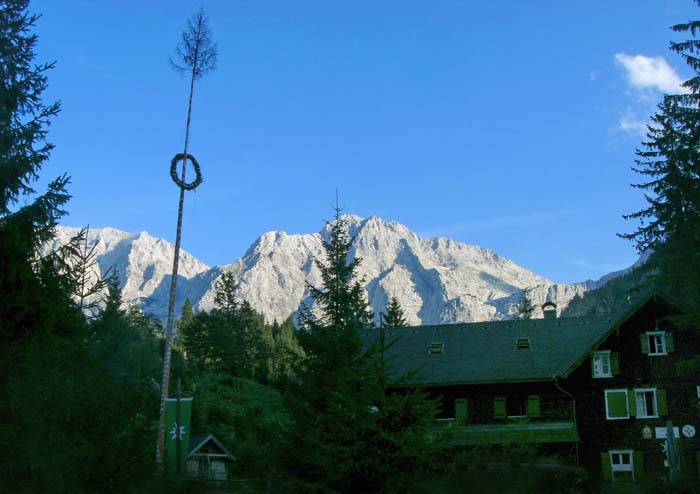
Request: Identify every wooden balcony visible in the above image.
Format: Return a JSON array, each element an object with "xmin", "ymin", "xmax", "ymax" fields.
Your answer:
[{"xmin": 430, "ymin": 420, "xmax": 579, "ymax": 446}]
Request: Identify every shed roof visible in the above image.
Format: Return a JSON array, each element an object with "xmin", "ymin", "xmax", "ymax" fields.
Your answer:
[{"xmin": 188, "ymin": 433, "xmax": 235, "ymax": 460}]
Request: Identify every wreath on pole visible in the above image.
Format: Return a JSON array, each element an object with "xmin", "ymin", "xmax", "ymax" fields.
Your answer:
[{"xmin": 170, "ymin": 153, "xmax": 203, "ymax": 190}]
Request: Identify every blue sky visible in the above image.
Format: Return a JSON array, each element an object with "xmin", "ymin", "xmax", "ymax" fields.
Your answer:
[{"xmin": 31, "ymin": 0, "xmax": 697, "ymax": 283}]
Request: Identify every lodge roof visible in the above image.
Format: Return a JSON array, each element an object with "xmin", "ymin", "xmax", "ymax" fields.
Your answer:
[
  {"xmin": 361, "ymin": 287, "xmax": 684, "ymax": 387},
  {"xmin": 362, "ymin": 315, "xmax": 615, "ymax": 386}
]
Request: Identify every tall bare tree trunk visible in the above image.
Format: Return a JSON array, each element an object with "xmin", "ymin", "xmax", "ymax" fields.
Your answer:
[{"xmin": 156, "ymin": 48, "xmax": 198, "ymax": 468}]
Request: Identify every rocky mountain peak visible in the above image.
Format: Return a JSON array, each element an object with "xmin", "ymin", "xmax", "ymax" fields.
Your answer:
[{"xmin": 50, "ymin": 215, "xmax": 620, "ymax": 325}]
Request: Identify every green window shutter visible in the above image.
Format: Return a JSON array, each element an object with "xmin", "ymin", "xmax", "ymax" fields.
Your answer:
[
  {"xmin": 606, "ymin": 390, "xmax": 629, "ymax": 419},
  {"xmin": 455, "ymin": 398, "xmax": 468, "ymax": 420},
  {"xmin": 657, "ymin": 389, "xmax": 668, "ymax": 416},
  {"xmin": 640, "ymin": 333, "xmax": 650, "ymax": 354},
  {"xmin": 494, "ymin": 396, "xmax": 506, "ymax": 419},
  {"xmin": 628, "ymin": 390, "xmax": 637, "ymax": 417},
  {"xmin": 600, "ymin": 452, "xmax": 612, "ymax": 481},
  {"xmin": 633, "ymin": 451, "xmax": 644, "ymax": 480},
  {"xmin": 591, "ymin": 356, "xmax": 596, "ymax": 377},
  {"xmin": 611, "ymin": 353, "xmax": 620, "ymax": 375},
  {"xmin": 665, "ymin": 333, "xmax": 675, "ymax": 353},
  {"xmin": 527, "ymin": 395, "xmax": 541, "ymax": 418}
]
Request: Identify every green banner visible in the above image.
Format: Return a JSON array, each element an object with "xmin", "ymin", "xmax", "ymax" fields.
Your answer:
[{"xmin": 165, "ymin": 397, "xmax": 193, "ymax": 477}]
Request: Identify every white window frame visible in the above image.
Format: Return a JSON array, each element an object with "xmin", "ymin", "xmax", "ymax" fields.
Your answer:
[
  {"xmin": 609, "ymin": 449, "xmax": 634, "ymax": 482},
  {"xmin": 592, "ymin": 351, "xmax": 612, "ymax": 378},
  {"xmin": 647, "ymin": 331, "xmax": 667, "ymax": 356},
  {"xmin": 605, "ymin": 389, "xmax": 630, "ymax": 420},
  {"xmin": 633, "ymin": 388, "xmax": 658, "ymax": 419}
]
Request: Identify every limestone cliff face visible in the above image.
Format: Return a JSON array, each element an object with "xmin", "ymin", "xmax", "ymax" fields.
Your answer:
[{"xmin": 51, "ymin": 215, "xmax": 620, "ymax": 325}]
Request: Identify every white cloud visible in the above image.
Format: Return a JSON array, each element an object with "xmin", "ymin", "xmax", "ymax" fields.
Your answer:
[
  {"xmin": 612, "ymin": 53, "xmax": 689, "ymax": 137},
  {"xmin": 618, "ymin": 113, "xmax": 648, "ymax": 137},
  {"xmin": 614, "ymin": 53, "xmax": 687, "ymax": 94}
]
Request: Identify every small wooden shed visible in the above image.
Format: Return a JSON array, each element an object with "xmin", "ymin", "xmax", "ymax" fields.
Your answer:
[{"xmin": 187, "ymin": 433, "xmax": 236, "ymax": 483}]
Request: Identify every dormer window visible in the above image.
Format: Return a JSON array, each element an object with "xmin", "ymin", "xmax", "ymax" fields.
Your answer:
[
  {"xmin": 429, "ymin": 342, "xmax": 444, "ymax": 354},
  {"xmin": 516, "ymin": 338, "xmax": 530, "ymax": 349}
]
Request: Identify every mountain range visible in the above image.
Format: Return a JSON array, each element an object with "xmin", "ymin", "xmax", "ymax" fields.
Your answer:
[{"xmin": 47, "ymin": 215, "xmax": 636, "ymax": 326}]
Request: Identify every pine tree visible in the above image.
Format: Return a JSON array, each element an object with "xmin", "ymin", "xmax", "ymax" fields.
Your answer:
[
  {"xmin": 380, "ymin": 295, "xmax": 408, "ymax": 327},
  {"xmin": 271, "ymin": 316, "xmax": 303, "ymax": 381},
  {"xmin": 180, "ymin": 297, "xmax": 195, "ymax": 323},
  {"xmin": 620, "ymin": 6, "xmax": 700, "ymax": 313},
  {"xmin": 180, "ymin": 310, "xmax": 214, "ymax": 371},
  {"xmin": 214, "ymin": 271, "xmax": 238, "ymax": 314},
  {"xmin": 99, "ymin": 270, "xmax": 124, "ymax": 321},
  {"xmin": 0, "ymin": 0, "xmax": 71, "ymax": 355}
]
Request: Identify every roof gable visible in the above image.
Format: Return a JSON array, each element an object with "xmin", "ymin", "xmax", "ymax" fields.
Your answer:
[
  {"xmin": 557, "ymin": 286, "xmax": 688, "ymax": 378},
  {"xmin": 188, "ymin": 433, "xmax": 235, "ymax": 460}
]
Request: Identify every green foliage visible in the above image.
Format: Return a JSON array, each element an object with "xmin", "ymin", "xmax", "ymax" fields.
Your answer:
[
  {"xmin": 271, "ymin": 316, "xmax": 304, "ymax": 379},
  {"xmin": 101, "ymin": 269, "xmax": 124, "ymax": 319},
  {"xmin": 179, "ymin": 278, "xmax": 300, "ymax": 383},
  {"xmin": 189, "ymin": 372, "xmax": 292, "ymax": 478},
  {"xmin": 2, "ymin": 287, "xmax": 166, "ymax": 492},
  {"xmin": 404, "ymin": 462, "xmax": 589, "ymax": 494},
  {"xmin": 179, "ymin": 298, "xmax": 195, "ymax": 326},
  {"xmin": 381, "ymin": 296, "xmax": 408, "ymax": 328}
]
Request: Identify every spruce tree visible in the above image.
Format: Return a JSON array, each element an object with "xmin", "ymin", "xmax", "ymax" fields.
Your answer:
[
  {"xmin": 214, "ymin": 271, "xmax": 238, "ymax": 314},
  {"xmin": 620, "ymin": 5, "xmax": 700, "ymax": 313},
  {"xmin": 180, "ymin": 297, "xmax": 195, "ymax": 323},
  {"xmin": 69, "ymin": 226, "xmax": 112, "ymax": 313},
  {"xmin": 271, "ymin": 316, "xmax": 303, "ymax": 381},
  {"xmin": 0, "ymin": 0, "xmax": 70, "ymax": 355},
  {"xmin": 296, "ymin": 207, "xmax": 373, "ymax": 396},
  {"xmin": 287, "ymin": 209, "xmax": 444, "ymax": 493},
  {"xmin": 380, "ymin": 295, "xmax": 408, "ymax": 327}
]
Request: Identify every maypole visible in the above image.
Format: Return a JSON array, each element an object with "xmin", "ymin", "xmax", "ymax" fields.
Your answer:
[{"xmin": 156, "ymin": 7, "xmax": 217, "ymax": 469}]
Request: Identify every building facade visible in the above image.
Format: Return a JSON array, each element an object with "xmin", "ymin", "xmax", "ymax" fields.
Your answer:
[{"xmin": 364, "ymin": 288, "xmax": 700, "ymax": 482}]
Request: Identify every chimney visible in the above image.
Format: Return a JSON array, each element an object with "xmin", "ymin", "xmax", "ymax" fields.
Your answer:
[{"xmin": 542, "ymin": 301, "xmax": 557, "ymax": 319}]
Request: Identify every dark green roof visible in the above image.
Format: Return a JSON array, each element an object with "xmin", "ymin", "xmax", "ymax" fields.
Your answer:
[{"xmin": 362, "ymin": 316, "xmax": 617, "ymax": 386}]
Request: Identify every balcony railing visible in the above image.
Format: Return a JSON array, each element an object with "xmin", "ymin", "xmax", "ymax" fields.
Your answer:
[{"xmin": 430, "ymin": 420, "xmax": 579, "ymax": 445}]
